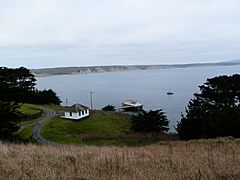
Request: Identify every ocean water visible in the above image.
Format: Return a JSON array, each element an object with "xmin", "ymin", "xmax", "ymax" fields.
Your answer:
[{"xmin": 37, "ymin": 65, "xmax": 240, "ymax": 131}]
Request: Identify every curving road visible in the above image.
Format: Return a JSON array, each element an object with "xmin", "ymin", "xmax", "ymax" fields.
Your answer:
[{"xmin": 33, "ymin": 107, "xmax": 59, "ymax": 145}]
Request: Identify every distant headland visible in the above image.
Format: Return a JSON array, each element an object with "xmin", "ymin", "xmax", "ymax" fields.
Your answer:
[{"xmin": 31, "ymin": 60, "xmax": 240, "ymax": 77}]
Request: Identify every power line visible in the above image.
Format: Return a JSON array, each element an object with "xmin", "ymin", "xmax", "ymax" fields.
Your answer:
[
  {"xmin": 66, "ymin": 98, "xmax": 69, "ymax": 106},
  {"xmin": 90, "ymin": 91, "xmax": 93, "ymax": 110}
]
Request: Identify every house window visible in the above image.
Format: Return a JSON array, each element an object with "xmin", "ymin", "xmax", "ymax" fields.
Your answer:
[
  {"xmin": 79, "ymin": 112, "xmax": 81, "ymax": 116},
  {"xmin": 82, "ymin": 111, "xmax": 84, "ymax": 115},
  {"xmin": 70, "ymin": 112, "xmax": 72, "ymax": 116},
  {"xmin": 85, "ymin": 110, "xmax": 88, "ymax": 114}
]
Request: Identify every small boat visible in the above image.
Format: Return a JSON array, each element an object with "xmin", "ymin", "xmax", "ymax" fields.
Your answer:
[{"xmin": 167, "ymin": 91, "xmax": 174, "ymax": 95}]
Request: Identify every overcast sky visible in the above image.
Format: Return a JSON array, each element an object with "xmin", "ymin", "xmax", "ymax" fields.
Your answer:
[{"xmin": 0, "ymin": 0, "xmax": 240, "ymax": 68}]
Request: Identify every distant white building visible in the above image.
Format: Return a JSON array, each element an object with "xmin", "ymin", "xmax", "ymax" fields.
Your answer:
[{"xmin": 63, "ymin": 104, "xmax": 90, "ymax": 120}]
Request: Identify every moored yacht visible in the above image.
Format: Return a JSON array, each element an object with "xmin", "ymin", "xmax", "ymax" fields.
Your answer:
[{"xmin": 121, "ymin": 100, "xmax": 143, "ymax": 111}]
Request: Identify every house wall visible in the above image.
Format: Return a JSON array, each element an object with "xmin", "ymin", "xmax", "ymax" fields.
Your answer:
[
  {"xmin": 79, "ymin": 109, "xmax": 90, "ymax": 118},
  {"xmin": 64, "ymin": 109, "xmax": 90, "ymax": 120}
]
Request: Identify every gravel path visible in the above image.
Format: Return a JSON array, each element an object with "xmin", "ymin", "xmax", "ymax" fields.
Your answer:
[{"xmin": 32, "ymin": 107, "xmax": 60, "ymax": 145}]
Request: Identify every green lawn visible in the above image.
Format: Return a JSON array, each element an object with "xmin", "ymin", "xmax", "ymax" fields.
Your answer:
[
  {"xmin": 19, "ymin": 103, "xmax": 64, "ymax": 115},
  {"xmin": 41, "ymin": 111, "xmax": 132, "ymax": 144},
  {"xmin": 41, "ymin": 104, "xmax": 65, "ymax": 111},
  {"xmin": 19, "ymin": 128, "xmax": 33, "ymax": 141},
  {"xmin": 18, "ymin": 103, "xmax": 42, "ymax": 116}
]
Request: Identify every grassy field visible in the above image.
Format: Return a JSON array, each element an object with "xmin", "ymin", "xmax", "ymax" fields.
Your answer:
[
  {"xmin": 18, "ymin": 128, "xmax": 33, "ymax": 141},
  {"xmin": 0, "ymin": 139, "xmax": 240, "ymax": 179},
  {"xmin": 19, "ymin": 103, "xmax": 64, "ymax": 114},
  {"xmin": 41, "ymin": 104, "xmax": 65, "ymax": 111},
  {"xmin": 18, "ymin": 103, "xmax": 42, "ymax": 116},
  {"xmin": 41, "ymin": 110, "xmax": 132, "ymax": 144}
]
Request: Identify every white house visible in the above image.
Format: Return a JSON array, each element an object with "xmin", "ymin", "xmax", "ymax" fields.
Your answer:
[{"xmin": 63, "ymin": 104, "xmax": 90, "ymax": 120}]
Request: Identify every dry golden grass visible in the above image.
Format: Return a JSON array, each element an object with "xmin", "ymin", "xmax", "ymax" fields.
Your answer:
[{"xmin": 0, "ymin": 139, "xmax": 240, "ymax": 180}]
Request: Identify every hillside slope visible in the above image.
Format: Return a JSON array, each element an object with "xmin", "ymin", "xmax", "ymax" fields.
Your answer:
[{"xmin": 41, "ymin": 110, "xmax": 132, "ymax": 144}]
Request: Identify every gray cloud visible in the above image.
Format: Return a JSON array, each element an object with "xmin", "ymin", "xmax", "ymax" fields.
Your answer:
[{"xmin": 0, "ymin": 0, "xmax": 240, "ymax": 68}]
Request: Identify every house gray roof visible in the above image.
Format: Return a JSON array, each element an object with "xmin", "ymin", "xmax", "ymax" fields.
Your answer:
[{"xmin": 65, "ymin": 104, "xmax": 89, "ymax": 112}]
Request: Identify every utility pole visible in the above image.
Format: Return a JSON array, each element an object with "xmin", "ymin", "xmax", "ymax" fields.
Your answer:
[
  {"xmin": 90, "ymin": 91, "xmax": 93, "ymax": 110},
  {"xmin": 66, "ymin": 98, "xmax": 69, "ymax": 106}
]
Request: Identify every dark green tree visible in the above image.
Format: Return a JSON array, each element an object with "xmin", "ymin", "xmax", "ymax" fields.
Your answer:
[
  {"xmin": 29, "ymin": 89, "xmax": 62, "ymax": 105},
  {"xmin": 176, "ymin": 74, "xmax": 240, "ymax": 140},
  {"xmin": 0, "ymin": 67, "xmax": 36, "ymax": 102},
  {"xmin": 102, "ymin": 104, "xmax": 116, "ymax": 111},
  {"xmin": 0, "ymin": 101, "xmax": 23, "ymax": 140},
  {"xmin": 132, "ymin": 109, "xmax": 169, "ymax": 132},
  {"xmin": 0, "ymin": 67, "xmax": 61, "ymax": 105}
]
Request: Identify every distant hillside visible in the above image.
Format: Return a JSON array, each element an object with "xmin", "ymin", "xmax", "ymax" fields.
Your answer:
[
  {"xmin": 226, "ymin": 59, "xmax": 240, "ymax": 63},
  {"xmin": 31, "ymin": 60, "xmax": 240, "ymax": 77}
]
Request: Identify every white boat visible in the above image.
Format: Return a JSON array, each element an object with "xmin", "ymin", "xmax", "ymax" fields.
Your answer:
[{"xmin": 122, "ymin": 100, "xmax": 143, "ymax": 111}]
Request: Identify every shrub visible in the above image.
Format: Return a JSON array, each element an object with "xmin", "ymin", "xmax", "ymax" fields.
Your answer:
[
  {"xmin": 102, "ymin": 104, "xmax": 116, "ymax": 111},
  {"xmin": 132, "ymin": 109, "xmax": 169, "ymax": 132}
]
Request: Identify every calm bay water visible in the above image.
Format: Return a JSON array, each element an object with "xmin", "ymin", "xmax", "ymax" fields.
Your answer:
[{"xmin": 37, "ymin": 65, "xmax": 240, "ymax": 131}]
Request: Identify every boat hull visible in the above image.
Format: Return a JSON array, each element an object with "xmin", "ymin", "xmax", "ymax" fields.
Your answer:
[{"xmin": 121, "ymin": 103, "xmax": 143, "ymax": 112}]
